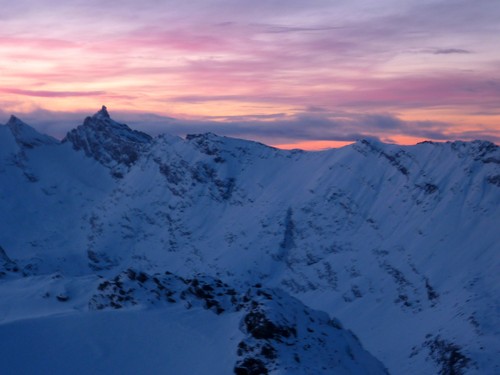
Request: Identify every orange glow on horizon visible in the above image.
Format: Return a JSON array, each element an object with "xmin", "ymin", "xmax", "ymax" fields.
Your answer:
[{"xmin": 272, "ymin": 140, "xmax": 354, "ymax": 151}]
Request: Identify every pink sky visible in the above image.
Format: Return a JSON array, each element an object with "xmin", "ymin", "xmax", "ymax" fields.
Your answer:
[{"xmin": 0, "ymin": 0, "xmax": 499, "ymax": 148}]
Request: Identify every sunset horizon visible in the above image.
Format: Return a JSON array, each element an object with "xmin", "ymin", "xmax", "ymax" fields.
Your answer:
[
  {"xmin": 1, "ymin": 2, "xmax": 499, "ymax": 373},
  {"xmin": 1, "ymin": 0, "xmax": 499, "ymax": 149},
  {"xmin": 4, "ymin": 104, "xmax": 498, "ymax": 151}
]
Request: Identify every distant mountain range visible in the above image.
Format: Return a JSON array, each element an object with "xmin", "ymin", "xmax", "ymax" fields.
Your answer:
[{"xmin": 1, "ymin": 106, "xmax": 498, "ymax": 374}]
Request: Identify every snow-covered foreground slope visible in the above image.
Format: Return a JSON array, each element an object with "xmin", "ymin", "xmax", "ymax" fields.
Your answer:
[
  {"xmin": 0, "ymin": 309, "xmax": 239, "ymax": 375},
  {"xmin": 1, "ymin": 107, "xmax": 499, "ymax": 374},
  {"xmin": 0, "ymin": 270, "xmax": 387, "ymax": 375}
]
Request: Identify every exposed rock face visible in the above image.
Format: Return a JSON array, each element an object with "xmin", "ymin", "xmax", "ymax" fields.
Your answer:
[
  {"xmin": 63, "ymin": 106, "xmax": 152, "ymax": 176},
  {"xmin": 0, "ymin": 246, "xmax": 19, "ymax": 277},
  {"xmin": 89, "ymin": 269, "xmax": 389, "ymax": 374}
]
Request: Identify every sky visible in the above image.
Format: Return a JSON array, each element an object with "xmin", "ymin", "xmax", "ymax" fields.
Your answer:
[{"xmin": 0, "ymin": 0, "xmax": 499, "ymax": 149}]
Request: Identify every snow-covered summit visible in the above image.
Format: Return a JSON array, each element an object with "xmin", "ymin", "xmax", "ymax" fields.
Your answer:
[
  {"xmin": 4, "ymin": 115, "xmax": 57, "ymax": 148},
  {"xmin": 63, "ymin": 106, "xmax": 152, "ymax": 176}
]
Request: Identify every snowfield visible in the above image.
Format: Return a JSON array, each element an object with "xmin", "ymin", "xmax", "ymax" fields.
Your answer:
[{"xmin": 0, "ymin": 107, "xmax": 498, "ymax": 374}]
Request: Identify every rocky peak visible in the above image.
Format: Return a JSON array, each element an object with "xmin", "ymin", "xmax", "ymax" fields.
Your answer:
[
  {"xmin": 5, "ymin": 115, "xmax": 57, "ymax": 148},
  {"xmin": 6, "ymin": 115, "xmax": 22, "ymax": 126},
  {"xmin": 93, "ymin": 105, "xmax": 110, "ymax": 120},
  {"xmin": 63, "ymin": 106, "xmax": 153, "ymax": 176}
]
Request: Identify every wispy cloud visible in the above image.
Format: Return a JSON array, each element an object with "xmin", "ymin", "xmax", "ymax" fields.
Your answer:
[
  {"xmin": 252, "ymin": 23, "xmax": 343, "ymax": 34},
  {"xmin": 433, "ymin": 48, "xmax": 471, "ymax": 55},
  {"xmin": 0, "ymin": 0, "xmax": 499, "ymax": 145},
  {"xmin": 0, "ymin": 88, "xmax": 106, "ymax": 98}
]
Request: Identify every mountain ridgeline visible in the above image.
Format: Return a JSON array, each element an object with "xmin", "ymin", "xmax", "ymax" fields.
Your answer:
[{"xmin": 0, "ymin": 107, "xmax": 498, "ymax": 374}]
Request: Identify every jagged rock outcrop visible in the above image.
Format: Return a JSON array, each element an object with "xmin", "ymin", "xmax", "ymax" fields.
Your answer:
[
  {"xmin": 0, "ymin": 246, "xmax": 19, "ymax": 277},
  {"xmin": 63, "ymin": 106, "xmax": 152, "ymax": 176},
  {"xmin": 89, "ymin": 269, "xmax": 388, "ymax": 374}
]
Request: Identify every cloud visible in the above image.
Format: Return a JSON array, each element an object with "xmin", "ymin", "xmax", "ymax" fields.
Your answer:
[
  {"xmin": 0, "ymin": 0, "xmax": 499, "ymax": 145},
  {"xmin": 3, "ymin": 107, "xmax": 497, "ymax": 147},
  {"xmin": 0, "ymin": 88, "xmax": 106, "ymax": 98},
  {"xmin": 0, "ymin": 36, "xmax": 77, "ymax": 49},
  {"xmin": 162, "ymin": 72, "xmax": 500, "ymax": 114},
  {"xmin": 433, "ymin": 48, "xmax": 471, "ymax": 55},
  {"xmin": 252, "ymin": 23, "xmax": 343, "ymax": 34}
]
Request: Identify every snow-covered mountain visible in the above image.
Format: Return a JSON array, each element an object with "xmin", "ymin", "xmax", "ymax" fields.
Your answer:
[
  {"xmin": 1, "ymin": 107, "xmax": 498, "ymax": 374},
  {"xmin": 63, "ymin": 106, "xmax": 152, "ymax": 177}
]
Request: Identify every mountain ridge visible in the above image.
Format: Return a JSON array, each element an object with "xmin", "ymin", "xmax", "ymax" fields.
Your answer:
[
  {"xmin": 62, "ymin": 106, "xmax": 153, "ymax": 176},
  {"xmin": 0, "ymin": 107, "xmax": 498, "ymax": 374}
]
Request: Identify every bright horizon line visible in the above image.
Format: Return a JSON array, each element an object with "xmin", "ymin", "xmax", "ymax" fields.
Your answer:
[{"xmin": 2, "ymin": 105, "xmax": 497, "ymax": 151}]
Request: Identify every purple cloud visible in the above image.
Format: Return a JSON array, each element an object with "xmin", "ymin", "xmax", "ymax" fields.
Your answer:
[
  {"xmin": 1, "ymin": 88, "xmax": 106, "ymax": 98},
  {"xmin": 433, "ymin": 48, "xmax": 471, "ymax": 55},
  {"xmin": 2, "ymin": 108, "xmax": 498, "ymax": 147},
  {"xmin": 0, "ymin": 0, "xmax": 499, "ymax": 146}
]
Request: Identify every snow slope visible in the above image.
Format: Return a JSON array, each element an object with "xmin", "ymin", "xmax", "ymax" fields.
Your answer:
[
  {"xmin": 0, "ymin": 107, "xmax": 498, "ymax": 374},
  {"xmin": 0, "ymin": 269, "xmax": 387, "ymax": 375},
  {"xmin": 0, "ymin": 309, "xmax": 240, "ymax": 375}
]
